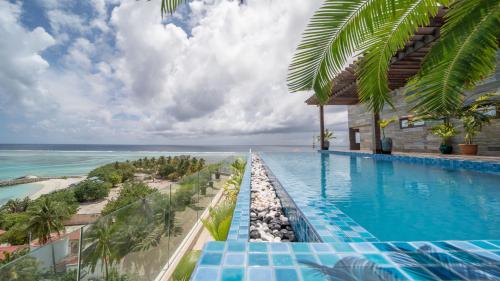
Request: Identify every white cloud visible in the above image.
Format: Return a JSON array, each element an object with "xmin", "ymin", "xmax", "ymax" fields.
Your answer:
[
  {"xmin": 0, "ymin": 1, "xmax": 55, "ymax": 114},
  {"xmin": 0, "ymin": 0, "xmax": 349, "ymax": 145}
]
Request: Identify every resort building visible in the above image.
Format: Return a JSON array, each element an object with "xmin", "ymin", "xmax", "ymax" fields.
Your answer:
[{"xmin": 307, "ymin": 11, "xmax": 500, "ymax": 156}]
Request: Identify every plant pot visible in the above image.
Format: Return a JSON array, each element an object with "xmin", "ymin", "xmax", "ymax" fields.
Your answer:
[
  {"xmin": 439, "ymin": 144, "xmax": 453, "ymax": 154},
  {"xmin": 459, "ymin": 144, "xmax": 478, "ymax": 155},
  {"xmin": 322, "ymin": 140, "xmax": 330, "ymax": 150},
  {"xmin": 381, "ymin": 137, "xmax": 393, "ymax": 154},
  {"xmin": 214, "ymin": 172, "xmax": 220, "ymax": 180}
]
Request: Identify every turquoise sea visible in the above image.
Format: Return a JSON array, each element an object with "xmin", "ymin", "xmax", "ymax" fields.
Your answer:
[{"xmin": 0, "ymin": 144, "xmax": 311, "ymax": 205}]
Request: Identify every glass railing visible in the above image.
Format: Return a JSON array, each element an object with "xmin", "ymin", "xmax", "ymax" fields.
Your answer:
[{"xmin": 0, "ymin": 154, "xmax": 245, "ymax": 281}]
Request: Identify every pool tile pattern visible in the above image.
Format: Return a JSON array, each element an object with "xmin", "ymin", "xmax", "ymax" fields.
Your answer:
[
  {"xmin": 263, "ymin": 164, "xmax": 322, "ymax": 242},
  {"xmin": 192, "ymin": 241, "xmax": 500, "ymax": 281},
  {"xmin": 261, "ymin": 153, "xmax": 378, "ymax": 243},
  {"xmin": 193, "ymin": 152, "xmax": 500, "ymax": 280},
  {"xmin": 326, "ymin": 150, "xmax": 500, "ymax": 174},
  {"xmin": 227, "ymin": 153, "xmax": 252, "ymax": 241}
]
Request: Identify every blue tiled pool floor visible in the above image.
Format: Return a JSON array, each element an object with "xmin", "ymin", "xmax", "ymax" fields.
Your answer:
[
  {"xmin": 262, "ymin": 153, "xmax": 378, "ymax": 243},
  {"xmin": 261, "ymin": 152, "xmax": 500, "ymax": 241},
  {"xmin": 192, "ymin": 241, "xmax": 500, "ymax": 281}
]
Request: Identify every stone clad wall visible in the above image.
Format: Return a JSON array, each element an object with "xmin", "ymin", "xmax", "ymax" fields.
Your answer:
[
  {"xmin": 347, "ymin": 87, "xmax": 500, "ymax": 156},
  {"xmin": 347, "ymin": 104, "xmax": 373, "ymax": 151}
]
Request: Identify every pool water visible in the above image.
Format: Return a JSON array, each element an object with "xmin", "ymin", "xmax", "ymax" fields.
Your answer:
[{"xmin": 262, "ymin": 152, "xmax": 500, "ymax": 242}]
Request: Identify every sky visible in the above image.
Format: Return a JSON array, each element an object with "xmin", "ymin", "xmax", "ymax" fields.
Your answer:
[{"xmin": 0, "ymin": 0, "xmax": 349, "ymax": 146}]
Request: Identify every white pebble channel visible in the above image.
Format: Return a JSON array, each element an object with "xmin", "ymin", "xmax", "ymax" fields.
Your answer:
[{"xmin": 249, "ymin": 154, "xmax": 296, "ymax": 242}]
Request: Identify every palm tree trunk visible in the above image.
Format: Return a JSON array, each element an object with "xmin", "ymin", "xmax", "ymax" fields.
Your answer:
[
  {"xmin": 51, "ymin": 240, "xmax": 57, "ymax": 273},
  {"xmin": 104, "ymin": 256, "xmax": 109, "ymax": 280}
]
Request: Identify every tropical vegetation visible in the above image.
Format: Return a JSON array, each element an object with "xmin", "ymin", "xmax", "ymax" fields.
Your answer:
[
  {"xmin": 101, "ymin": 182, "xmax": 156, "ymax": 215},
  {"xmin": 379, "ymin": 117, "xmax": 397, "ymax": 139},
  {"xmin": 431, "ymin": 123, "xmax": 458, "ymax": 145},
  {"xmin": 172, "ymin": 250, "xmax": 201, "ymax": 281},
  {"xmin": 286, "ymin": 0, "xmax": 499, "ymax": 115},
  {"xmin": 201, "ymin": 202, "xmax": 236, "ymax": 241},
  {"xmin": 74, "ymin": 179, "xmax": 112, "ymax": 202},
  {"xmin": 222, "ymin": 158, "xmax": 246, "ymax": 203}
]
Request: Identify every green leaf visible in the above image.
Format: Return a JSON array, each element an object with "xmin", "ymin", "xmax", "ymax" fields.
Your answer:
[
  {"xmin": 161, "ymin": 0, "xmax": 189, "ymax": 16},
  {"xmin": 173, "ymin": 250, "xmax": 201, "ymax": 281},
  {"xmin": 217, "ymin": 216, "xmax": 232, "ymax": 241},
  {"xmin": 287, "ymin": 0, "xmax": 399, "ymax": 103},
  {"xmin": 357, "ymin": 0, "xmax": 444, "ymax": 112},
  {"xmin": 407, "ymin": 0, "xmax": 500, "ymax": 115}
]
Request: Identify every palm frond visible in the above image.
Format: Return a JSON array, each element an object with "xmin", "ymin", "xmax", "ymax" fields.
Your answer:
[
  {"xmin": 407, "ymin": 0, "xmax": 500, "ymax": 115},
  {"xmin": 287, "ymin": 0, "xmax": 398, "ymax": 104},
  {"xmin": 173, "ymin": 250, "xmax": 201, "ymax": 281},
  {"xmin": 357, "ymin": 0, "xmax": 445, "ymax": 112},
  {"xmin": 161, "ymin": 0, "xmax": 189, "ymax": 16},
  {"xmin": 201, "ymin": 203, "xmax": 235, "ymax": 241}
]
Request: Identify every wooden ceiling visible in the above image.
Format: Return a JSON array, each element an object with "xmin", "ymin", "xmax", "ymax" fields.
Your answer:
[{"xmin": 306, "ymin": 9, "xmax": 445, "ymax": 106}]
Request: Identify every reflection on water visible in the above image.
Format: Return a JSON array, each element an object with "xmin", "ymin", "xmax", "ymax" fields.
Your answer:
[{"xmin": 262, "ymin": 152, "xmax": 500, "ymax": 241}]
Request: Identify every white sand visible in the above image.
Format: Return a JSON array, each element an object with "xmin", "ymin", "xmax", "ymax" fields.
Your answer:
[
  {"xmin": 29, "ymin": 177, "xmax": 85, "ymax": 200},
  {"xmin": 77, "ymin": 187, "xmax": 121, "ymax": 214},
  {"xmin": 147, "ymin": 179, "xmax": 175, "ymax": 193}
]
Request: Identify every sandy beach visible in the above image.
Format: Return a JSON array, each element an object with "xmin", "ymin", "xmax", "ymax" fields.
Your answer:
[
  {"xmin": 29, "ymin": 177, "xmax": 85, "ymax": 200},
  {"xmin": 147, "ymin": 179, "xmax": 176, "ymax": 194}
]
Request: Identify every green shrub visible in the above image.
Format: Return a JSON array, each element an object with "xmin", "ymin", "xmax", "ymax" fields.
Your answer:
[
  {"xmin": 102, "ymin": 182, "xmax": 156, "ymax": 215},
  {"xmin": 0, "ymin": 213, "xmax": 30, "ymax": 245},
  {"xmin": 108, "ymin": 172, "xmax": 122, "ymax": 187},
  {"xmin": 39, "ymin": 189, "xmax": 79, "ymax": 214},
  {"xmin": 159, "ymin": 164, "xmax": 176, "ymax": 179},
  {"xmin": 89, "ymin": 162, "xmax": 134, "ymax": 183},
  {"xmin": 73, "ymin": 179, "xmax": 111, "ymax": 202},
  {"xmin": 173, "ymin": 185, "xmax": 195, "ymax": 211},
  {"xmin": 173, "ymin": 251, "xmax": 201, "ymax": 281}
]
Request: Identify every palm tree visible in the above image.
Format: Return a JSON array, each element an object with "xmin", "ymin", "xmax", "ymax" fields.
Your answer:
[
  {"xmin": 287, "ymin": 0, "xmax": 498, "ymax": 113},
  {"xmin": 2, "ymin": 197, "xmax": 31, "ymax": 213},
  {"xmin": 26, "ymin": 197, "xmax": 71, "ymax": 273},
  {"xmin": 406, "ymin": 0, "xmax": 500, "ymax": 115},
  {"xmin": 81, "ymin": 220, "xmax": 118, "ymax": 281},
  {"xmin": 27, "ymin": 197, "xmax": 71, "ymax": 245}
]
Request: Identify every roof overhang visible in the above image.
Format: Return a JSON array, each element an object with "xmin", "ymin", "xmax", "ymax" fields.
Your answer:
[{"xmin": 306, "ymin": 9, "xmax": 445, "ymax": 106}]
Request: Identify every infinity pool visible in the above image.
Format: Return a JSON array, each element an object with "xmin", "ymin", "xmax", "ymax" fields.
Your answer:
[{"xmin": 262, "ymin": 152, "xmax": 500, "ymax": 242}]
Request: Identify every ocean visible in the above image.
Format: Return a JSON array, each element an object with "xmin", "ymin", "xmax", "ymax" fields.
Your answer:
[{"xmin": 0, "ymin": 144, "xmax": 312, "ymax": 205}]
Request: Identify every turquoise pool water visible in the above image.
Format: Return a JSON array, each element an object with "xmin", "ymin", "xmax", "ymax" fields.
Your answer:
[{"xmin": 262, "ymin": 152, "xmax": 500, "ymax": 242}]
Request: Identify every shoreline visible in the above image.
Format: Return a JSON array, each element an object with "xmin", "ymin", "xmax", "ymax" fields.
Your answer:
[
  {"xmin": 29, "ymin": 177, "xmax": 85, "ymax": 200},
  {"xmin": 0, "ymin": 175, "xmax": 83, "ymax": 188}
]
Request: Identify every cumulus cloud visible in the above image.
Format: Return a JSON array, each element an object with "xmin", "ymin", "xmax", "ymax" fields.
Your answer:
[
  {"xmin": 0, "ymin": 1, "xmax": 55, "ymax": 114},
  {"xmin": 0, "ymin": 0, "xmax": 348, "ymax": 145}
]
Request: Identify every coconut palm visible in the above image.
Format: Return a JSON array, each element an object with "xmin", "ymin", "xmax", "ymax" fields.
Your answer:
[
  {"xmin": 81, "ymin": 220, "xmax": 118, "ymax": 281},
  {"xmin": 26, "ymin": 197, "xmax": 72, "ymax": 273},
  {"xmin": 27, "ymin": 197, "xmax": 71, "ymax": 245},
  {"xmin": 287, "ymin": 0, "xmax": 498, "ymax": 113},
  {"xmin": 407, "ymin": 0, "xmax": 500, "ymax": 115},
  {"xmin": 1, "ymin": 197, "xmax": 31, "ymax": 213}
]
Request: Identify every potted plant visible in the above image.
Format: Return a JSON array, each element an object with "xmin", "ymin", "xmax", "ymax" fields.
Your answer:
[
  {"xmin": 430, "ymin": 123, "xmax": 457, "ymax": 154},
  {"xmin": 378, "ymin": 117, "xmax": 397, "ymax": 154},
  {"xmin": 459, "ymin": 115, "xmax": 490, "ymax": 155},
  {"xmin": 457, "ymin": 94, "xmax": 495, "ymax": 155},
  {"xmin": 317, "ymin": 129, "xmax": 335, "ymax": 150}
]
